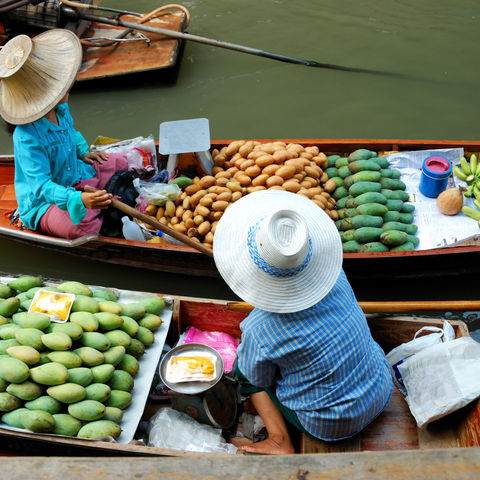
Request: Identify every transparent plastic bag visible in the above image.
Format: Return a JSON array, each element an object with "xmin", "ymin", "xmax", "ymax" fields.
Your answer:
[
  {"xmin": 91, "ymin": 135, "xmax": 158, "ymax": 171},
  {"xmin": 386, "ymin": 321, "xmax": 455, "ymax": 395},
  {"xmin": 398, "ymin": 337, "xmax": 480, "ymax": 428},
  {"xmin": 133, "ymin": 178, "xmax": 180, "ymax": 206},
  {"xmin": 147, "ymin": 407, "xmax": 237, "ymax": 454}
]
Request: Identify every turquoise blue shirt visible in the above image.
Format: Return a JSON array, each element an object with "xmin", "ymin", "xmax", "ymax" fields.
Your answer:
[
  {"xmin": 237, "ymin": 269, "xmax": 393, "ymax": 441},
  {"xmin": 13, "ymin": 103, "xmax": 95, "ymax": 230}
]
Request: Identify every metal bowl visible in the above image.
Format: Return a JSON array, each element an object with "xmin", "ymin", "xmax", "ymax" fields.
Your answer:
[{"xmin": 159, "ymin": 342, "xmax": 224, "ymax": 394}]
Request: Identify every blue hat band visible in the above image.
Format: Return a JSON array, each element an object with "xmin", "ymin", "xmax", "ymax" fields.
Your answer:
[{"xmin": 247, "ymin": 219, "xmax": 312, "ymax": 278}]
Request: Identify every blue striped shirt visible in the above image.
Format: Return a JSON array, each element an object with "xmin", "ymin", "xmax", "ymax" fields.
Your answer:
[
  {"xmin": 237, "ymin": 269, "xmax": 393, "ymax": 441},
  {"xmin": 13, "ymin": 103, "xmax": 95, "ymax": 230}
]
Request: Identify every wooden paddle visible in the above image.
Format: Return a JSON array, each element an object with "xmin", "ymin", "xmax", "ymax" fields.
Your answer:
[
  {"xmin": 64, "ymin": 8, "xmax": 410, "ymax": 79},
  {"xmin": 227, "ymin": 300, "xmax": 480, "ymax": 313},
  {"xmin": 84, "ymin": 186, "xmax": 214, "ymax": 257}
]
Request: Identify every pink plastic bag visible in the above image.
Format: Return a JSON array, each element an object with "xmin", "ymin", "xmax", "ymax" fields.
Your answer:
[{"xmin": 182, "ymin": 326, "xmax": 239, "ymax": 373}]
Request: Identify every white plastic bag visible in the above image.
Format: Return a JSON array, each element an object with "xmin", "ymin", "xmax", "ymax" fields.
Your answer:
[
  {"xmin": 133, "ymin": 178, "xmax": 180, "ymax": 206},
  {"xmin": 387, "ymin": 321, "xmax": 455, "ymax": 394},
  {"xmin": 398, "ymin": 337, "xmax": 480, "ymax": 428},
  {"xmin": 147, "ymin": 407, "xmax": 237, "ymax": 454}
]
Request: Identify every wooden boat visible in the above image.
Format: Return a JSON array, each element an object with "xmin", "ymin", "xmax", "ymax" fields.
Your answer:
[
  {"xmin": 0, "ymin": 1, "xmax": 188, "ymax": 82},
  {"xmin": 1, "ymin": 139, "xmax": 480, "ymax": 295},
  {"xmin": 0, "ymin": 288, "xmax": 479, "ymax": 463}
]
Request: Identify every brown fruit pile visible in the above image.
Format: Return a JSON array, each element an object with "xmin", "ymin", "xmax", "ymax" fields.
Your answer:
[{"xmin": 143, "ymin": 140, "xmax": 338, "ymax": 247}]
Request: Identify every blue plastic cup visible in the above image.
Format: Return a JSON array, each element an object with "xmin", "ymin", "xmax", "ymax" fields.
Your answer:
[{"xmin": 419, "ymin": 156, "xmax": 452, "ymax": 198}]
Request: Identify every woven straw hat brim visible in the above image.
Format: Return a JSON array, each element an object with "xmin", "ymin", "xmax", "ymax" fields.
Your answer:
[
  {"xmin": 0, "ymin": 29, "xmax": 82, "ymax": 125},
  {"xmin": 213, "ymin": 190, "xmax": 343, "ymax": 313}
]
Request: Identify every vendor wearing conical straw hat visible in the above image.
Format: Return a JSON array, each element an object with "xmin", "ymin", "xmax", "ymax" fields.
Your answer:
[
  {"xmin": 0, "ymin": 29, "xmax": 128, "ymax": 238},
  {"xmin": 213, "ymin": 190, "xmax": 394, "ymax": 454}
]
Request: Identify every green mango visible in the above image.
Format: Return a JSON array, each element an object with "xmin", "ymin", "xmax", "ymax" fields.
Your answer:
[
  {"xmin": 68, "ymin": 399, "xmax": 105, "ymax": 421},
  {"xmin": 17, "ymin": 312, "xmax": 51, "ymax": 330},
  {"xmin": 90, "ymin": 364, "xmax": 115, "ymax": 383},
  {"xmin": 6, "ymin": 380, "xmax": 42, "ymax": 401},
  {"xmin": 80, "ymin": 331, "xmax": 111, "ymax": 351},
  {"xmin": 85, "ymin": 383, "xmax": 111, "ymax": 403},
  {"xmin": 106, "ymin": 390, "xmax": 132, "ymax": 410},
  {"xmin": 15, "ymin": 292, "xmax": 31, "ymax": 303},
  {"xmin": 119, "ymin": 303, "xmax": 146, "ymax": 321},
  {"xmin": 92, "ymin": 288, "xmax": 118, "ymax": 302},
  {"xmin": 0, "ymin": 392, "xmax": 22, "ymax": 411},
  {"xmin": 105, "ymin": 330, "xmax": 131, "ymax": 348},
  {"xmin": 108, "ymin": 370, "xmax": 133, "ymax": 392},
  {"xmin": 126, "ymin": 339, "xmax": 145, "ymax": 358},
  {"xmin": 138, "ymin": 313, "xmax": 162, "ymax": 332},
  {"xmin": 71, "ymin": 295, "xmax": 99, "ymax": 314},
  {"xmin": 93, "ymin": 312, "xmax": 124, "ymax": 331},
  {"xmin": 120, "ymin": 316, "xmax": 139, "ymax": 337},
  {"xmin": 0, "ymin": 356, "xmax": 29, "ymax": 383},
  {"xmin": 7, "ymin": 275, "xmax": 42, "ymax": 293},
  {"xmin": 2, "ymin": 407, "xmax": 29, "ymax": 428},
  {"xmin": 0, "ymin": 315, "xmax": 8, "ymax": 326},
  {"xmin": 50, "ymin": 322, "xmax": 83, "ymax": 341},
  {"xmin": 25, "ymin": 395, "xmax": 62, "ymax": 414},
  {"xmin": 11, "ymin": 311, "xmax": 27, "ymax": 324},
  {"xmin": 52, "ymin": 413, "xmax": 83, "ymax": 436},
  {"xmin": 103, "ymin": 346, "xmax": 125, "ymax": 366},
  {"xmin": 70, "ymin": 311, "xmax": 98, "ymax": 332},
  {"xmin": 47, "ymin": 383, "xmax": 87, "ymax": 404},
  {"xmin": 77, "ymin": 419, "xmax": 122, "ymax": 440},
  {"xmin": 15, "ymin": 327, "xmax": 44, "ymax": 351},
  {"xmin": 136, "ymin": 326, "xmax": 154, "ymax": 346},
  {"xmin": 74, "ymin": 347, "xmax": 105, "ymax": 367},
  {"xmin": 57, "ymin": 281, "xmax": 92, "ymax": 297},
  {"xmin": 47, "ymin": 351, "xmax": 82, "ymax": 369},
  {"xmin": 0, "ymin": 297, "xmax": 20, "ymax": 317},
  {"xmin": 102, "ymin": 406, "xmax": 123, "ymax": 424},
  {"xmin": 20, "ymin": 299, "xmax": 32, "ymax": 311},
  {"xmin": 0, "ymin": 377, "xmax": 8, "ymax": 392},
  {"xmin": 98, "ymin": 301, "xmax": 122, "ymax": 316},
  {"xmin": 116, "ymin": 353, "xmax": 139, "ymax": 377},
  {"xmin": 0, "ymin": 339, "xmax": 20, "ymax": 355},
  {"xmin": 22, "ymin": 409, "xmax": 55, "ymax": 432},
  {"xmin": 67, "ymin": 367, "xmax": 93, "ymax": 387},
  {"xmin": 41, "ymin": 332, "xmax": 72, "ymax": 351},
  {"xmin": 30, "ymin": 362, "xmax": 68, "ymax": 386},
  {"xmin": 37, "ymin": 352, "xmax": 52, "ymax": 365},
  {"xmin": 138, "ymin": 296, "xmax": 165, "ymax": 315},
  {"xmin": 0, "ymin": 323, "xmax": 21, "ymax": 340},
  {"xmin": 6, "ymin": 345, "xmax": 41, "ymax": 365},
  {"xmin": 0, "ymin": 284, "xmax": 13, "ymax": 299}
]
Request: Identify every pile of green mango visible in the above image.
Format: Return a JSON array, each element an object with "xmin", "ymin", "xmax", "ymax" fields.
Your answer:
[
  {"xmin": 0, "ymin": 275, "xmax": 166, "ymax": 440},
  {"xmin": 326, "ymin": 149, "xmax": 419, "ymax": 253}
]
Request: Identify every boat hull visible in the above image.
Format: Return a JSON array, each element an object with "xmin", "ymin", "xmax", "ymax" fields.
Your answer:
[{"xmin": 1, "ymin": 138, "xmax": 480, "ymax": 296}]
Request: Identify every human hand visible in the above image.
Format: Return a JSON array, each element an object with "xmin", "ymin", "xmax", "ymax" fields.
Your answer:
[
  {"xmin": 83, "ymin": 150, "xmax": 109, "ymax": 165},
  {"xmin": 81, "ymin": 190, "xmax": 112, "ymax": 209}
]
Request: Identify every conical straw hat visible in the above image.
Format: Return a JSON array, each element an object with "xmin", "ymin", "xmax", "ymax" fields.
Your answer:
[{"xmin": 0, "ymin": 29, "xmax": 82, "ymax": 125}]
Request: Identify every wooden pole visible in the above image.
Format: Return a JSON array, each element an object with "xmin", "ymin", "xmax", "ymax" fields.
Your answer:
[{"xmin": 227, "ymin": 300, "xmax": 480, "ymax": 313}]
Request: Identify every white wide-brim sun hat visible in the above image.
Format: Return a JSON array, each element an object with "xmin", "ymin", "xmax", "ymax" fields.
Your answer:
[
  {"xmin": 213, "ymin": 190, "xmax": 343, "ymax": 313},
  {"xmin": 0, "ymin": 29, "xmax": 82, "ymax": 125}
]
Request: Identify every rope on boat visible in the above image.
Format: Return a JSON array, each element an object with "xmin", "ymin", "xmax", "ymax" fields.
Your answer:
[{"xmin": 57, "ymin": 1, "xmax": 191, "ymax": 48}]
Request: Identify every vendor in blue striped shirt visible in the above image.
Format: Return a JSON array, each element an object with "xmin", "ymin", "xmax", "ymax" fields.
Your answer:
[{"xmin": 213, "ymin": 190, "xmax": 393, "ymax": 455}]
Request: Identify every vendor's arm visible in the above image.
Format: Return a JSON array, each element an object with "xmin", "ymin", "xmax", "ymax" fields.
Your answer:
[
  {"xmin": 237, "ymin": 331, "xmax": 277, "ymax": 388},
  {"xmin": 15, "ymin": 135, "xmax": 88, "ymax": 225}
]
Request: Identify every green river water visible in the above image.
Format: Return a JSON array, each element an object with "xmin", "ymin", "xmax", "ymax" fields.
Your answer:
[{"xmin": 0, "ymin": 0, "xmax": 479, "ymax": 334}]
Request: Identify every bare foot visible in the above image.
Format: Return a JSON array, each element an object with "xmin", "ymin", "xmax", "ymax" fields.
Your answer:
[
  {"xmin": 229, "ymin": 437, "xmax": 254, "ymax": 449},
  {"xmin": 238, "ymin": 435, "xmax": 295, "ymax": 455}
]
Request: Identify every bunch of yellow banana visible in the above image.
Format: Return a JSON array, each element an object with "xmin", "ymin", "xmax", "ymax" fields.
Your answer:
[{"xmin": 453, "ymin": 153, "xmax": 480, "ymax": 210}]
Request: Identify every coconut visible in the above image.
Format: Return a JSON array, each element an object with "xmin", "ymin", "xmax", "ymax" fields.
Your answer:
[{"xmin": 436, "ymin": 188, "xmax": 464, "ymax": 215}]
